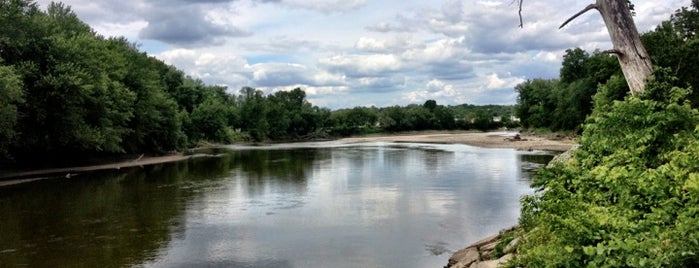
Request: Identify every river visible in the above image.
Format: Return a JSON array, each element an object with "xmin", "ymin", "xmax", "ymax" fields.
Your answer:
[{"xmin": 0, "ymin": 142, "xmax": 552, "ymax": 267}]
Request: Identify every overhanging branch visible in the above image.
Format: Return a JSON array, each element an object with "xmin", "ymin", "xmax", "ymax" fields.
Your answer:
[
  {"xmin": 559, "ymin": 4, "xmax": 598, "ymax": 29},
  {"xmin": 601, "ymin": 49, "xmax": 623, "ymax": 56},
  {"xmin": 518, "ymin": 0, "xmax": 524, "ymax": 28}
]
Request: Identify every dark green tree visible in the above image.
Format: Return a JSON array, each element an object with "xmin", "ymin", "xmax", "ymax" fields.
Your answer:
[
  {"xmin": 0, "ymin": 63, "xmax": 24, "ymax": 157},
  {"xmin": 191, "ymin": 97, "xmax": 233, "ymax": 143},
  {"xmin": 643, "ymin": 0, "xmax": 699, "ymax": 105},
  {"xmin": 423, "ymin": 99, "xmax": 437, "ymax": 111},
  {"xmin": 238, "ymin": 87, "xmax": 269, "ymax": 141},
  {"xmin": 515, "ymin": 79, "xmax": 559, "ymax": 129}
]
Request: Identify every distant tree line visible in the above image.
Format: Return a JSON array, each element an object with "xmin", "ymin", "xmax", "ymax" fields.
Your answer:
[
  {"xmin": 515, "ymin": 1, "xmax": 699, "ymax": 132},
  {"xmin": 0, "ymin": 1, "xmax": 515, "ymax": 165},
  {"xmin": 327, "ymin": 102, "xmax": 517, "ymax": 137}
]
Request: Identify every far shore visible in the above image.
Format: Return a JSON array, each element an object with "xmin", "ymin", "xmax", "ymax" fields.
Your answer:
[
  {"xmin": 338, "ymin": 130, "xmax": 576, "ymax": 152},
  {"xmin": 0, "ymin": 131, "xmax": 576, "ymax": 187}
]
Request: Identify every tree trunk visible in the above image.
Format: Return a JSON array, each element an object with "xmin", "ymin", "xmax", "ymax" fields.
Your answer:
[{"xmin": 560, "ymin": 0, "xmax": 653, "ymax": 96}]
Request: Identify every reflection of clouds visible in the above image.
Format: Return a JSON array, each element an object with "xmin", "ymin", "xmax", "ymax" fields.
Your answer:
[
  {"xmin": 351, "ymin": 186, "xmax": 401, "ymax": 223},
  {"xmin": 141, "ymin": 142, "xmax": 550, "ymax": 268}
]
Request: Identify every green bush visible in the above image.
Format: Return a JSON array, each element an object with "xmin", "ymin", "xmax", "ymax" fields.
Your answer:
[{"xmin": 512, "ymin": 69, "xmax": 699, "ymax": 267}]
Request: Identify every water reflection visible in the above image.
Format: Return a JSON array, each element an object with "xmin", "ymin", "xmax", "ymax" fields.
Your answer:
[{"xmin": 0, "ymin": 143, "xmax": 552, "ymax": 268}]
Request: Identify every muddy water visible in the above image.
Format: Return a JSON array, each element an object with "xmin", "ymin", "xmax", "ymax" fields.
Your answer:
[{"xmin": 0, "ymin": 142, "xmax": 552, "ymax": 268}]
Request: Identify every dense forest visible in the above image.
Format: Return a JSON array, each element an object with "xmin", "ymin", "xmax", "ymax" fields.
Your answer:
[
  {"xmin": 515, "ymin": 1, "xmax": 699, "ymax": 132},
  {"xmin": 0, "ymin": 0, "xmax": 515, "ymax": 166},
  {"xmin": 507, "ymin": 1, "xmax": 699, "ymax": 267}
]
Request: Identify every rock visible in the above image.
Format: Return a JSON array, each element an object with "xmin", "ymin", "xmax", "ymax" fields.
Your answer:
[
  {"xmin": 472, "ymin": 234, "xmax": 500, "ymax": 248},
  {"xmin": 446, "ymin": 246, "xmax": 479, "ymax": 268},
  {"xmin": 469, "ymin": 260, "xmax": 500, "ymax": 268},
  {"xmin": 468, "ymin": 253, "xmax": 514, "ymax": 268},
  {"xmin": 480, "ymin": 240, "xmax": 498, "ymax": 252},
  {"xmin": 499, "ymin": 253, "xmax": 514, "ymax": 262},
  {"xmin": 503, "ymin": 237, "xmax": 521, "ymax": 254},
  {"xmin": 547, "ymin": 144, "xmax": 579, "ymax": 167},
  {"xmin": 447, "ymin": 226, "xmax": 520, "ymax": 268}
]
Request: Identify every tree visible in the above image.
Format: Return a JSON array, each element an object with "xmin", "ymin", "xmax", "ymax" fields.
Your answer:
[
  {"xmin": 551, "ymin": 49, "xmax": 622, "ymax": 131},
  {"xmin": 433, "ymin": 105, "xmax": 456, "ymax": 129},
  {"xmin": 519, "ymin": 0, "xmax": 652, "ymax": 96},
  {"xmin": 642, "ymin": 0, "xmax": 699, "ymax": 105},
  {"xmin": 0, "ymin": 63, "xmax": 24, "ymax": 157},
  {"xmin": 562, "ymin": 0, "xmax": 651, "ymax": 95},
  {"xmin": 191, "ymin": 97, "xmax": 233, "ymax": 143},
  {"xmin": 515, "ymin": 69, "xmax": 699, "ymax": 267},
  {"xmin": 515, "ymin": 79, "xmax": 559, "ymax": 129},
  {"xmin": 266, "ymin": 88, "xmax": 314, "ymax": 139},
  {"xmin": 36, "ymin": 31, "xmax": 135, "ymax": 154},
  {"xmin": 238, "ymin": 87, "xmax": 269, "ymax": 141},
  {"xmin": 423, "ymin": 99, "xmax": 437, "ymax": 111},
  {"xmin": 379, "ymin": 106, "xmax": 409, "ymax": 132}
]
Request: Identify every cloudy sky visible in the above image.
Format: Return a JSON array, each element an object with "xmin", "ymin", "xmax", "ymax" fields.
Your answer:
[{"xmin": 36, "ymin": 0, "xmax": 690, "ymax": 109}]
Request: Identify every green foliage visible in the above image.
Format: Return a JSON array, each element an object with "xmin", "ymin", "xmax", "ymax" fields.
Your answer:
[
  {"xmin": 643, "ymin": 0, "xmax": 699, "ymax": 106},
  {"xmin": 0, "ymin": 1, "xmax": 217, "ymax": 162},
  {"xmin": 452, "ymin": 104, "xmax": 515, "ymax": 130},
  {"xmin": 191, "ymin": 97, "xmax": 234, "ymax": 143},
  {"xmin": 38, "ymin": 32, "xmax": 136, "ymax": 153},
  {"xmin": 328, "ymin": 100, "xmax": 504, "ymax": 137},
  {"xmin": 591, "ymin": 75, "xmax": 630, "ymax": 117},
  {"xmin": 0, "ymin": 63, "xmax": 24, "ymax": 157},
  {"xmin": 330, "ymin": 106, "xmax": 379, "ymax": 136},
  {"xmin": 513, "ymin": 69, "xmax": 699, "ymax": 267},
  {"xmin": 265, "ymin": 88, "xmax": 318, "ymax": 140},
  {"xmin": 515, "ymin": 49, "xmax": 623, "ymax": 132},
  {"xmin": 515, "ymin": 79, "xmax": 559, "ymax": 129}
]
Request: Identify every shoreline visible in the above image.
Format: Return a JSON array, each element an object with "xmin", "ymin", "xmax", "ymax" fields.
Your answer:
[
  {"xmin": 338, "ymin": 131, "xmax": 575, "ymax": 152},
  {"xmin": 0, "ymin": 154, "xmax": 191, "ymax": 187},
  {"xmin": 0, "ymin": 131, "xmax": 576, "ymax": 187}
]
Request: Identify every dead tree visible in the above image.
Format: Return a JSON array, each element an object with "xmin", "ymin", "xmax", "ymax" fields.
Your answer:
[{"xmin": 519, "ymin": 0, "xmax": 653, "ymax": 96}]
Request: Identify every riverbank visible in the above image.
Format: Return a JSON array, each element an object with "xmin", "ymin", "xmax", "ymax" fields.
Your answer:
[
  {"xmin": 0, "ymin": 131, "xmax": 575, "ymax": 187},
  {"xmin": 339, "ymin": 131, "xmax": 575, "ymax": 152},
  {"xmin": 0, "ymin": 153, "xmax": 191, "ymax": 187}
]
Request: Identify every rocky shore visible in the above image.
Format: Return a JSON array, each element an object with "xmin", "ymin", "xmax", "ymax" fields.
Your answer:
[{"xmin": 445, "ymin": 227, "xmax": 521, "ymax": 268}]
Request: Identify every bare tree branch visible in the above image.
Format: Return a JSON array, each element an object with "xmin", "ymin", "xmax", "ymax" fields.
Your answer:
[
  {"xmin": 601, "ymin": 49, "xmax": 623, "ymax": 55},
  {"xmin": 518, "ymin": 0, "xmax": 524, "ymax": 28},
  {"xmin": 560, "ymin": 4, "xmax": 598, "ymax": 29}
]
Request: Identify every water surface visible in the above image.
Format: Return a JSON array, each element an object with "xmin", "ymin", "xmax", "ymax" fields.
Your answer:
[{"xmin": 0, "ymin": 142, "xmax": 552, "ymax": 267}]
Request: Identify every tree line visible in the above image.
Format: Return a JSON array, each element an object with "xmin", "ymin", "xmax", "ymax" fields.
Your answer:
[
  {"xmin": 0, "ymin": 1, "xmax": 515, "ymax": 166},
  {"xmin": 327, "ymin": 102, "xmax": 516, "ymax": 136},
  {"xmin": 514, "ymin": 1, "xmax": 699, "ymax": 132}
]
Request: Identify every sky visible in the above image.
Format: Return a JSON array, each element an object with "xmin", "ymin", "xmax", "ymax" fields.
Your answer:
[{"xmin": 35, "ymin": 0, "xmax": 691, "ymax": 109}]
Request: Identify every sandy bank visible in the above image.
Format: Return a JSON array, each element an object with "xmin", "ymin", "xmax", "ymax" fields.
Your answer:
[
  {"xmin": 1, "ymin": 131, "xmax": 576, "ymax": 187},
  {"xmin": 339, "ymin": 131, "xmax": 576, "ymax": 152},
  {"xmin": 0, "ymin": 153, "xmax": 193, "ymax": 187}
]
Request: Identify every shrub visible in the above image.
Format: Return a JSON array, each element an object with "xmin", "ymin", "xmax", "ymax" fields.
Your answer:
[{"xmin": 512, "ymin": 69, "xmax": 699, "ymax": 267}]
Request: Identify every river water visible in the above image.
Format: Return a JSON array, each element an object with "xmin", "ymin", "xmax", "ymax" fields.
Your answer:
[{"xmin": 0, "ymin": 142, "xmax": 552, "ymax": 268}]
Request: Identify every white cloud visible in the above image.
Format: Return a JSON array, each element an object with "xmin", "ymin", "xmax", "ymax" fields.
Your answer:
[
  {"xmin": 156, "ymin": 48, "xmax": 251, "ymax": 87},
  {"xmin": 486, "ymin": 73, "xmax": 525, "ymax": 89},
  {"xmin": 533, "ymin": 51, "xmax": 560, "ymax": 63},
  {"xmin": 319, "ymin": 54, "xmax": 403, "ymax": 77},
  {"xmin": 34, "ymin": 0, "xmax": 693, "ymax": 109},
  {"xmin": 403, "ymin": 79, "xmax": 461, "ymax": 104},
  {"xmin": 355, "ymin": 37, "xmax": 388, "ymax": 52},
  {"xmin": 284, "ymin": 0, "xmax": 366, "ymax": 13},
  {"xmin": 92, "ymin": 20, "xmax": 148, "ymax": 39},
  {"xmin": 403, "ymin": 37, "xmax": 467, "ymax": 63}
]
